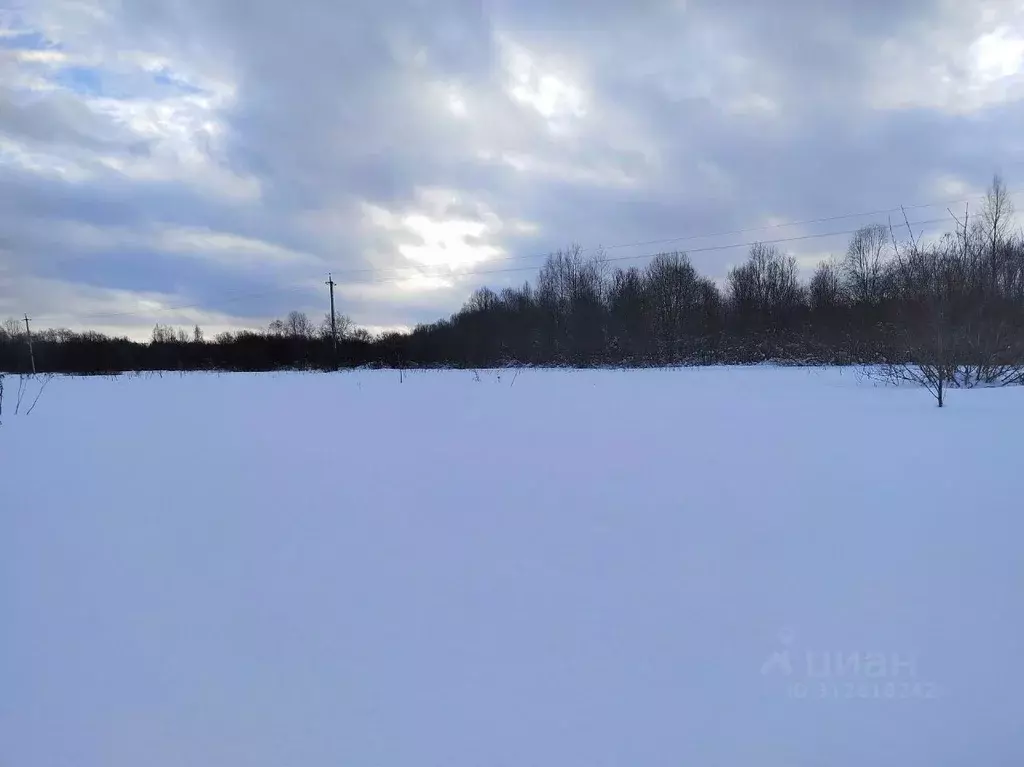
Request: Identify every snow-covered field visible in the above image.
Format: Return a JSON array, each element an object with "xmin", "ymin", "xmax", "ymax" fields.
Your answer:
[{"xmin": 3, "ymin": 367, "xmax": 1023, "ymax": 766}]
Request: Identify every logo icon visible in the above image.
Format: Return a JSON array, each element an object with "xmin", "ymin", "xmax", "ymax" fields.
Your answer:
[{"xmin": 760, "ymin": 627, "xmax": 797, "ymax": 676}]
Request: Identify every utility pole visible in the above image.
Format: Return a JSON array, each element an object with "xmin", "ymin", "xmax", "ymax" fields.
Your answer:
[
  {"xmin": 326, "ymin": 273, "xmax": 338, "ymax": 369},
  {"xmin": 24, "ymin": 314, "xmax": 36, "ymax": 375}
]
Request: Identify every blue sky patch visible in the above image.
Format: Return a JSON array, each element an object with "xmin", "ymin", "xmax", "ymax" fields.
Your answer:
[
  {"xmin": 52, "ymin": 65, "xmax": 105, "ymax": 96},
  {"xmin": 0, "ymin": 30, "xmax": 53, "ymax": 51},
  {"xmin": 152, "ymin": 68, "xmax": 204, "ymax": 95}
]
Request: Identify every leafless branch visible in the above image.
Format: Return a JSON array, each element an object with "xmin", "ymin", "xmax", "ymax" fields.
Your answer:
[
  {"xmin": 15, "ymin": 375, "xmax": 27, "ymax": 415},
  {"xmin": 25, "ymin": 374, "xmax": 54, "ymax": 415}
]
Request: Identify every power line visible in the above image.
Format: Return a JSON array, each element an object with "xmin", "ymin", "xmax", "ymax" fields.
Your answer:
[
  {"xmin": 199, "ymin": 186, "xmax": 1024, "ymax": 284},
  {"xmin": 544, "ymin": 190, "xmax": 1021, "ymax": 257},
  {"xmin": 28, "ymin": 211, "xmax": 979, "ymax": 324},
  {"xmin": 28, "ymin": 187, "xmax": 1022, "ymax": 294},
  {"xmin": 39, "ymin": 197, "xmax": 989, "ymax": 322},
  {"xmin": 341, "ymin": 213, "xmax": 976, "ymax": 286}
]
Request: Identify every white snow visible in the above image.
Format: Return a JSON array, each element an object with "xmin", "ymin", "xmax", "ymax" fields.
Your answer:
[{"xmin": 2, "ymin": 367, "xmax": 1023, "ymax": 766}]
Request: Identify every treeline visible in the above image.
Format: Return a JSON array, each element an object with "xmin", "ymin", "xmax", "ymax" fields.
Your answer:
[
  {"xmin": 3, "ymin": 177, "xmax": 1024, "ymax": 385},
  {"xmin": 0, "ymin": 310, "xmax": 384, "ymax": 374}
]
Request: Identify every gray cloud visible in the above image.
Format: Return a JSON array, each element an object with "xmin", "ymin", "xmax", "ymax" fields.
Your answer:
[{"xmin": 2, "ymin": 0, "xmax": 1024, "ymax": 338}]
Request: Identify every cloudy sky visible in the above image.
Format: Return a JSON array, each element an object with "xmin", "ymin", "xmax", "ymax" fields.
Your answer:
[{"xmin": 3, "ymin": 0, "xmax": 1024, "ymax": 339}]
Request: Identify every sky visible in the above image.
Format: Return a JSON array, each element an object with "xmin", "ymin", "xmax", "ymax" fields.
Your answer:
[{"xmin": 3, "ymin": 0, "xmax": 1024, "ymax": 340}]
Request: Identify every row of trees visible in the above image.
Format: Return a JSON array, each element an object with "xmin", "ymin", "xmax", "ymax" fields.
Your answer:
[
  {"xmin": 147, "ymin": 309, "xmax": 372, "ymax": 346},
  {"xmin": 0, "ymin": 310, "xmax": 383, "ymax": 374},
  {"xmin": 3, "ymin": 177, "xmax": 1023, "ymax": 400}
]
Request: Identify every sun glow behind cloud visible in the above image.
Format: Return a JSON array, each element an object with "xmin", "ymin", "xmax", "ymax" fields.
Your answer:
[
  {"xmin": 971, "ymin": 27, "xmax": 1024, "ymax": 83},
  {"xmin": 5, "ymin": 0, "xmax": 1024, "ymax": 340},
  {"xmin": 361, "ymin": 188, "xmax": 516, "ymax": 285},
  {"xmin": 499, "ymin": 36, "xmax": 587, "ymax": 135}
]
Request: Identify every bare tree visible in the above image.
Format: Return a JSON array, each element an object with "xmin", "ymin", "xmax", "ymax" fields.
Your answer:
[
  {"xmin": 268, "ymin": 311, "xmax": 314, "ymax": 338},
  {"xmin": 285, "ymin": 311, "xmax": 314, "ymax": 338},
  {"xmin": 536, "ymin": 243, "xmax": 606, "ymax": 312},
  {"xmin": 727, "ymin": 243, "xmax": 804, "ymax": 323},
  {"xmin": 536, "ymin": 244, "xmax": 609, "ymax": 360},
  {"xmin": 349, "ymin": 327, "xmax": 373, "ymax": 342},
  {"xmin": 151, "ymin": 324, "xmax": 177, "ymax": 343},
  {"xmin": 982, "ymin": 173, "xmax": 1013, "ymax": 288},
  {"xmin": 843, "ymin": 224, "xmax": 891, "ymax": 304},
  {"xmin": 809, "ymin": 257, "xmax": 845, "ymax": 312},
  {"xmin": 878, "ymin": 213, "xmax": 961, "ymax": 406},
  {"xmin": 319, "ymin": 311, "xmax": 353, "ymax": 340},
  {"xmin": 465, "ymin": 287, "xmax": 499, "ymax": 313},
  {"xmin": 643, "ymin": 251, "xmax": 719, "ymax": 359},
  {"xmin": 939, "ymin": 202, "xmax": 1024, "ymax": 388},
  {"xmin": 1, "ymin": 317, "xmax": 21, "ymax": 340}
]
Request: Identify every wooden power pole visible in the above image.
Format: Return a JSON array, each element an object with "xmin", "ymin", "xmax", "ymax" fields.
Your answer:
[
  {"xmin": 24, "ymin": 314, "xmax": 36, "ymax": 375},
  {"xmin": 326, "ymin": 273, "xmax": 338, "ymax": 368}
]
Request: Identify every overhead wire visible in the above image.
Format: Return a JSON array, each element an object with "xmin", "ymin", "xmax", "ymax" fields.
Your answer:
[{"xmin": 26, "ymin": 190, "xmax": 1002, "ymax": 322}]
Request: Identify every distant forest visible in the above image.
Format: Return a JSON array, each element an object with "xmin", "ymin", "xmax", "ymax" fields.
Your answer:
[{"xmin": 3, "ymin": 177, "xmax": 1024, "ymax": 388}]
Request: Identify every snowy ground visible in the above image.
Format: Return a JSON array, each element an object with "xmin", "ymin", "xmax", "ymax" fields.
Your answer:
[{"xmin": 2, "ymin": 366, "xmax": 1023, "ymax": 766}]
